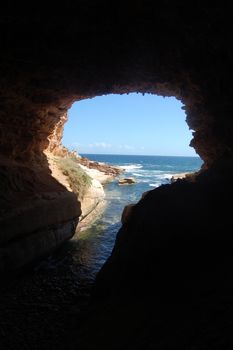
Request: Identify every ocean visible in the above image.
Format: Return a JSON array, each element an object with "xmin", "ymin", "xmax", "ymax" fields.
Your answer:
[{"xmin": 70, "ymin": 154, "xmax": 203, "ymax": 281}]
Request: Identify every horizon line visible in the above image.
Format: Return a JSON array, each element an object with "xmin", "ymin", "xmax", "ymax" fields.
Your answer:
[{"xmin": 79, "ymin": 152, "xmax": 201, "ymax": 158}]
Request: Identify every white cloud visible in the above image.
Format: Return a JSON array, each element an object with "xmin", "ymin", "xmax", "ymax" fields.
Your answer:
[
  {"xmin": 70, "ymin": 141, "xmax": 138, "ymax": 153},
  {"xmin": 87, "ymin": 142, "xmax": 112, "ymax": 149},
  {"xmin": 95, "ymin": 142, "xmax": 112, "ymax": 148}
]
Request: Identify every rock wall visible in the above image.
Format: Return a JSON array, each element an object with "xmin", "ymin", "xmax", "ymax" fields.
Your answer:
[
  {"xmin": 46, "ymin": 112, "xmax": 70, "ymax": 157},
  {"xmin": 47, "ymin": 153, "xmax": 107, "ymax": 231},
  {"xmin": 0, "ymin": 155, "xmax": 81, "ymax": 273}
]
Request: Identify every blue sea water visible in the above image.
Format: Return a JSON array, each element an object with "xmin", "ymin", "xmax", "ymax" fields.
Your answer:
[
  {"xmin": 83, "ymin": 153, "xmax": 202, "ymax": 189},
  {"xmin": 69, "ymin": 154, "xmax": 203, "ymax": 280}
]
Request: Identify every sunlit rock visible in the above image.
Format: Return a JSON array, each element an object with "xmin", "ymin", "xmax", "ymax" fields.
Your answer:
[{"xmin": 118, "ymin": 177, "xmax": 136, "ymax": 185}]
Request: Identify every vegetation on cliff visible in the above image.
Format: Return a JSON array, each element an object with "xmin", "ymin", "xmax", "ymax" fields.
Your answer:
[{"xmin": 55, "ymin": 156, "xmax": 92, "ymax": 200}]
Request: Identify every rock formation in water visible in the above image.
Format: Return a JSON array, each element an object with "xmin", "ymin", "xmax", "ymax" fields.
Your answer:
[
  {"xmin": 0, "ymin": 2, "xmax": 233, "ymax": 348},
  {"xmin": 118, "ymin": 177, "xmax": 136, "ymax": 185}
]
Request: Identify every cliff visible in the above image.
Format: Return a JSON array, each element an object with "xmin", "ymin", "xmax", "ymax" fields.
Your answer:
[{"xmin": 46, "ymin": 152, "xmax": 121, "ymax": 232}]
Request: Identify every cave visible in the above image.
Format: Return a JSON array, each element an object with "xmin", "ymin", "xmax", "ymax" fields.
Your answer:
[{"xmin": 1, "ymin": 3, "xmax": 233, "ymax": 349}]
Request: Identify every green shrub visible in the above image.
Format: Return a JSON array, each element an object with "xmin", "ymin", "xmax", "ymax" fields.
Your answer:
[{"xmin": 55, "ymin": 157, "xmax": 92, "ymax": 200}]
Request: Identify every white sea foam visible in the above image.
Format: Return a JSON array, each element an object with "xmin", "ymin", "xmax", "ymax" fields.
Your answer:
[
  {"xmin": 149, "ymin": 183, "xmax": 159, "ymax": 187},
  {"xmin": 119, "ymin": 164, "xmax": 143, "ymax": 171},
  {"xmin": 132, "ymin": 173, "xmax": 144, "ymax": 177},
  {"xmin": 141, "ymin": 170, "xmax": 164, "ymax": 175},
  {"xmin": 160, "ymin": 173, "xmax": 173, "ymax": 179}
]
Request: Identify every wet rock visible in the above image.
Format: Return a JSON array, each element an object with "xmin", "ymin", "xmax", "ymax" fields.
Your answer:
[
  {"xmin": 118, "ymin": 178, "xmax": 136, "ymax": 185},
  {"xmin": 79, "ymin": 157, "xmax": 122, "ymax": 177}
]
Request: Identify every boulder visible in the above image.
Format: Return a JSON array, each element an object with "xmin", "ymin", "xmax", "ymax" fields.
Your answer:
[{"xmin": 118, "ymin": 177, "xmax": 136, "ymax": 185}]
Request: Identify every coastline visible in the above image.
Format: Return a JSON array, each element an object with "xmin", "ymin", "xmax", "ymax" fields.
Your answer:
[
  {"xmin": 46, "ymin": 152, "xmax": 122, "ymax": 232},
  {"xmin": 47, "ymin": 150, "xmax": 199, "ymax": 233}
]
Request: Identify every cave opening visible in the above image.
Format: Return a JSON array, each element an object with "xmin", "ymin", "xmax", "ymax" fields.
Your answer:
[
  {"xmin": 45, "ymin": 92, "xmax": 203, "ymax": 279},
  {"xmin": 63, "ymin": 93, "xmax": 198, "ymax": 157}
]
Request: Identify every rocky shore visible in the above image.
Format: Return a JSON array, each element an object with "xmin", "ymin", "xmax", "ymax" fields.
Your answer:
[
  {"xmin": 171, "ymin": 171, "xmax": 198, "ymax": 183},
  {"xmin": 79, "ymin": 156, "xmax": 122, "ymax": 180},
  {"xmin": 47, "ymin": 152, "xmax": 122, "ymax": 232}
]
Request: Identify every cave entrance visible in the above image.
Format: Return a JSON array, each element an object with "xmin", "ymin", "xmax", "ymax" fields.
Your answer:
[
  {"xmin": 51, "ymin": 92, "xmax": 202, "ymax": 275},
  {"xmin": 47, "ymin": 93, "xmax": 201, "ymax": 262},
  {"xmin": 62, "ymin": 93, "xmax": 202, "ymax": 210}
]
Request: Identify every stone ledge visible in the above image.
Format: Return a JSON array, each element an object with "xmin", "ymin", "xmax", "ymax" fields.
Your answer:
[
  {"xmin": 0, "ymin": 191, "xmax": 81, "ymax": 245},
  {"xmin": 0, "ymin": 217, "xmax": 79, "ymax": 274}
]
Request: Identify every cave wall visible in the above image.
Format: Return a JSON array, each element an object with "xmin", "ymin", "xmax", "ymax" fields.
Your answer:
[
  {"xmin": 0, "ymin": 3, "xmax": 233, "ymax": 272},
  {"xmin": 1, "ymin": 3, "xmax": 233, "ymax": 165}
]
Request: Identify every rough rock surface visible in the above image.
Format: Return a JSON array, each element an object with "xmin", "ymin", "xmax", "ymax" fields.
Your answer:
[
  {"xmin": 79, "ymin": 179, "xmax": 105, "ymax": 222},
  {"xmin": 170, "ymin": 171, "xmax": 199, "ymax": 182},
  {"xmin": 47, "ymin": 153, "xmax": 107, "ymax": 229},
  {"xmin": 79, "ymin": 157, "xmax": 122, "ymax": 180},
  {"xmin": 0, "ymin": 156, "xmax": 81, "ymax": 273}
]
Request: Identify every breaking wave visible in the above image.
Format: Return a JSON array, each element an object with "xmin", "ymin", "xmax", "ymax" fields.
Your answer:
[{"xmin": 118, "ymin": 164, "xmax": 143, "ymax": 171}]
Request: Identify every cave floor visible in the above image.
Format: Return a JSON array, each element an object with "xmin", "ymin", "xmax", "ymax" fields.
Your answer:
[
  {"xmin": 1, "ymin": 244, "xmax": 233, "ymax": 350},
  {"xmin": 0, "ymin": 242, "xmax": 92, "ymax": 350}
]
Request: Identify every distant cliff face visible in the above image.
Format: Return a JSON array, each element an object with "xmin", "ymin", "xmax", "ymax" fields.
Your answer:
[{"xmin": 46, "ymin": 112, "xmax": 69, "ymax": 157}]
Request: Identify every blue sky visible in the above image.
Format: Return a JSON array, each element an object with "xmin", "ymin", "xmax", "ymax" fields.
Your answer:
[{"xmin": 62, "ymin": 93, "xmax": 197, "ymax": 157}]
